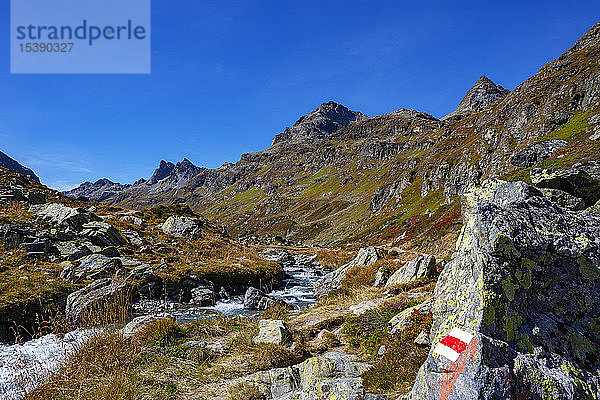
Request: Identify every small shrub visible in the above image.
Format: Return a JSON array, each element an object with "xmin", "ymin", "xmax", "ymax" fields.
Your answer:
[
  {"xmin": 343, "ymin": 298, "xmax": 423, "ymax": 355},
  {"xmin": 343, "ymin": 306, "xmax": 402, "ymax": 353},
  {"xmin": 399, "ymin": 309, "xmax": 433, "ymax": 343},
  {"xmin": 250, "ymin": 343, "xmax": 307, "ymax": 371},
  {"xmin": 362, "ymin": 308, "xmax": 433, "ymax": 393},
  {"xmin": 362, "ymin": 338, "xmax": 428, "ymax": 393},
  {"xmin": 142, "ymin": 318, "xmax": 184, "ymax": 347}
]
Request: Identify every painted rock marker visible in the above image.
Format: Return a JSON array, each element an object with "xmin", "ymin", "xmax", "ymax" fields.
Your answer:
[{"xmin": 433, "ymin": 327, "xmax": 474, "ymax": 362}]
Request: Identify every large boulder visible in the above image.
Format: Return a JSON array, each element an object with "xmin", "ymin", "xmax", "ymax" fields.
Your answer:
[
  {"xmin": 60, "ymin": 253, "xmax": 122, "ymax": 283},
  {"xmin": 65, "ymin": 278, "xmax": 129, "ymax": 326},
  {"xmin": 531, "ymin": 161, "xmax": 600, "ymax": 207},
  {"xmin": 80, "ymin": 221, "xmax": 128, "ymax": 247},
  {"xmin": 314, "ymin": 247, "xmax": 378, "ymax": 298},
  {"xmin": 161, "ymin": 215, "xmax": 203, "ymax": 240},
  {"xmin": 190, "ymin": 285, "xmax": 216, "ymax": 306},
  {"xmin": 407, "ymin": 179, "xmax": 600, "ymax": 400},
  {"xmin": 385, "ymin": 255, "xmax": 436, "ymax": 287},
  {"xmin": 55, "ymin": 241, "xmax": 93, "ymax": 260},
  {"xmin": 253, "ymin": 319, "xmax": 293, "ymax": 346},
  {"xmin": 244, "ymin": 287, "xmax": 290, "ymax": 311},
  {"xmin": 34, "ymin": 203, "xmax": 100, "ymax": 231},
  {"xmin": 245, "ymin": 351, "xmax": 374, "ymax": 400}
]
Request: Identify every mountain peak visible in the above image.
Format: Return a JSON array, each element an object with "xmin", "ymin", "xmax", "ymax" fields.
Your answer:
[
  {"xmin": 148, "ymin": 160, "xmax": 175, "ymax": 184},
  {"xmin": 443, "ymin": 75, "xmax": 510, "ymax": 120},
  {"xmin": 271, "ymin": 101, "xmax": 368, "ymax": 146},
  {"xmin": 147, "ymin": 158, "xmax": 203, "ymax": 187},
  {"xmin": 476, "ymin": 75, "xmax": 493, "ymax": 84}
]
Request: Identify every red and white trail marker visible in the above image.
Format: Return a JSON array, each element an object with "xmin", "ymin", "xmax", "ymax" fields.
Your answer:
[{"xmin": 433, "ymin": 327, "xmax": 474, "ymax": 362}]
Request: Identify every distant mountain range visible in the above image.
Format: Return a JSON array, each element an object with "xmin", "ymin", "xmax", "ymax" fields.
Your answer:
[{"xmin": 58, "ymin": 21, "xmax": 600, "ymax": 244}]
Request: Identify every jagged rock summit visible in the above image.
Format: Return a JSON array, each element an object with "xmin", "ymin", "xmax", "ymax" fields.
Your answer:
[
  {"xmin": 65, "ymin": 178, "xmax": 129, "ymax": 202},
  {"xmin": 271, "ymin": 101, "xmax": 368, "ymax": 146},
  {"xmin": 147, "ymin": 158, "xmax": 204, "ymax": 187},
  {"xmin": 0, "ymin": 150, "xmax": 40, "ymax": 182},
  {"xmin": 443, "ymin": 75, "xmax": 510, "ymax": 120}
]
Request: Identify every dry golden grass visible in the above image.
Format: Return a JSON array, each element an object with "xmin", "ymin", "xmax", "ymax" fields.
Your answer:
[
  {"xmin": 315, "ymin": 248, "xmax": 356, "ymax": 269},
  {"xmin": 227, "ymin": 382, "xmax": 264, "ymax": 400},
  {"xmin": 0, "ymin": 200, "xmax": 32, "ymax": 224}
]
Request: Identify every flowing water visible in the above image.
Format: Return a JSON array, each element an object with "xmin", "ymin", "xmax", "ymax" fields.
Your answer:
[
  {"xmin": 0, "ymin": 259, "xmax": 323, "ymax": 399},
  {"xmin": 0, "ymin": 329, "xmax": 98, "ymax": 400}
]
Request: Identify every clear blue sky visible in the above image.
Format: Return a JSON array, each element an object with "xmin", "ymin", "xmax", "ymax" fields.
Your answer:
[{"xmin": 1, "ymin": 1, "xmax": 599, "ymax": 190}]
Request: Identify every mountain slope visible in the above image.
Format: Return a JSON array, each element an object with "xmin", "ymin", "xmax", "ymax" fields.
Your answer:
[
  {"xmin": 0, "ymin": 151, "xmax": 40, "ymax": 183},
  {"xmin": 67, "ymin": 21, "xmax": 600, "ymax": 248}
]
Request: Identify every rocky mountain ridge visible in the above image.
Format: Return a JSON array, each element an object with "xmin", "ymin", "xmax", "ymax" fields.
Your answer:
[
  {"xmin": 65, "ymin": 22, "xmax": 600, "ymax": 248},
  {"xmin": 0, "ymin": 151, "xmax": 39, "ymax": 183}
]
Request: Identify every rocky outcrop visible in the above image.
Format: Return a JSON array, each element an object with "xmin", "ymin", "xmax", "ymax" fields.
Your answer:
[
  {"xmin": 370, "ymin": 182, "xmax": 402, "ymax": 212},
  {"xmin": 509, "ymin": 139, "xmax": 568, "ymax": 168},
  {"xmin": 253, "ymin": 319, "xmax": 293, "ymax": 346},
  {"xmin": 245, "ymin": 351, "xmax": 376, "ymax": 400},
  {"xmin": 0, "ymin": 150, "xmax": 40, "ymax": 182},
  {"xmin": 407, "ymin": 179, "xmax": 600, "ymax": 400},
  {"xmin": 385, "ymin": 255, "xmax": 436, "ymax": 287},
  {"xmin": 161, "ymin": 215, "xmax": 204, "ymax": 240},
  {"xmin": 161, "ymin": 216, "xmax": 201, "ymax": 240},
  {"xmin": 60, "ymin": 254, "xmax": 122, "ymax": 283},
  {"xmin": 271, "ymin": 101, "xmax": 367, "ymax": 146},
  {"xmin": 65, "ymin": 278, "xmax": 129, "ymax": 326},
  {"xmin": 443, "ymin": 75, "xmax": 510, "ymax": 120},
  {"xmin": 80, "ymin": 221, "xmax": 128, "ymax": 247},
  {"xmin": 34, "ymin": 203, "xmax": 101, "ymax": 231},
  {"xmin": 0, "ymin": 224, "xmax": 42, "ymax": 251},
  {"xmin": 54, "ymin": 241, "xmax": 93, "ymax": 260},
  {"xmin": 531, "ymin": 161, "xmax": 600, "ymax": 207},
  {"xmin": 314, "ymin": 247, "xmax": 379, "ymax": 298},
  {"xmin": 541, "ymin": 188, "xmax": 586, "ymax": 211}
]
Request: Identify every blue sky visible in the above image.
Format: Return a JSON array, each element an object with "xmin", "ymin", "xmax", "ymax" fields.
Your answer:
[{"xmin": 1, "ymin": 1, "xmax": 599, "ymax": 190}]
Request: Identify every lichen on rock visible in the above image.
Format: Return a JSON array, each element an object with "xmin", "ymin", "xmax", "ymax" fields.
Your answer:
[{"xmin": 407, "ymin": 179, "xmax": 600, "ymax": 400}]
